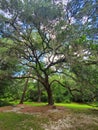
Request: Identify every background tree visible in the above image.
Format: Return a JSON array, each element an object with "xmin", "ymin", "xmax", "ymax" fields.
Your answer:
[{"xmin": 0, "ymin": 39, "xmax": 19, "ymax": 98}]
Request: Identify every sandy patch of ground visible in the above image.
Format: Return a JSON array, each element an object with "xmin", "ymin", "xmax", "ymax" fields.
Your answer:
[
  {"xmin": 0, "ymin": 106, "xmax": 13, "ymax": 112},
  {"xmin": 43, "ymin": 113, "xmax": 98, "ymax": 130}
]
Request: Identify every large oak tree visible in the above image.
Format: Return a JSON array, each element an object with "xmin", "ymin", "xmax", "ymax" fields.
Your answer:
[{"xmin": 0, "ymin": 0, "xmax": 98, "ymax": 105}]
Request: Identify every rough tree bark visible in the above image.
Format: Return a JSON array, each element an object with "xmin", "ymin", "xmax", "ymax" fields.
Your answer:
[
  {"xmin": 44, "ymin": 74, "xmax": 54, "ymax": 105},
  {"xmin": 46, "ymin": 86, "xmax": 54, "ymax": 105}
]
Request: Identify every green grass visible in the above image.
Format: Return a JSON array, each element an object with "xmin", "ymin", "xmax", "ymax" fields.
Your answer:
[
  {"xmin": 8, "ymin": 100, "xmax": 47, "ymax": 106},
  {"xmin": 0, "ymin": 112, "xmax": 48, "ymax": 130},
  {"xmin": 1, "ymin": 99, "xmax": 98, "ymax": 110},
  {"xmin": 56, "ymin": 102, "xmax": 98, "ymax": 115},
  {"xmin": 55, "ymin": 102, "xmax": 94, "ymax": 109},
  {"xmin": 5, "ymin": 100, "xmax": 98, "ymax": 110},
  {"xmin": 24, "ymin": 102, "xmax": 47, "ymax": 106}
]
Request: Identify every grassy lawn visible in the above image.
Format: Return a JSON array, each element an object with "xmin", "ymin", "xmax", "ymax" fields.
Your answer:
[
  {"xmin": 56, "ymin": 102, "xmax": 94, "ymax": 109},
  {"xmin": 9, "ymin": 101, "xmax": 98, "ymax": 109},
  {"xmin": 1, "ymin": 98, "xmax": 98, "ymax": 109},
  {"xmin": 24, "ymin": 101, "xmax": 47, "ymax": 106},
  {"xmin": 9, "ymin": 100, "xmax": 47, "ymax": 106},
  {"xmin": 0, "ymin": 112, "xmax": 48, "ymax": 130}
]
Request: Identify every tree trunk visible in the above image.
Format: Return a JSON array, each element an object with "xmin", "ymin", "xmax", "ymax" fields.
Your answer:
[
  {"xmin": 19, "ymin": 78, "xmax": 29, "ymax": 104},
  {"xmin": 46, "ymin": 85, "xmax": 54, "ymax": 105}
]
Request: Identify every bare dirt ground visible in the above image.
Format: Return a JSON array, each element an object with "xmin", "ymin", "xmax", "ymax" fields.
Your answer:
[{"xmin": 0, "ymin": 104, "xmax": 98, "ymax": 130}]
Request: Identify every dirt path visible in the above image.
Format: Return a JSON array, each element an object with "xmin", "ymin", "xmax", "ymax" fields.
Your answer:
[{"xmin": 0, "ymin": 105, "xmax": 98, "ymax": 130}]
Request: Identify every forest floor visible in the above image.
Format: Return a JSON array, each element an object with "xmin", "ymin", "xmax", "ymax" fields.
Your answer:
[{"xmin": 0, "ymin": 104, "xmax": 98, "ymax": 130}]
